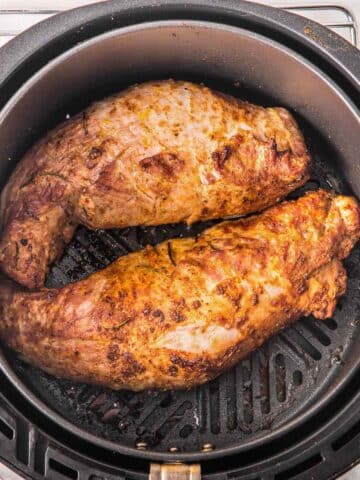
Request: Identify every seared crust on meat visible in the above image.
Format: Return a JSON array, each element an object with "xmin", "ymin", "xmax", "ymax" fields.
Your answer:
[
  {"xmin": 0, "ymin": 190, "xmax": 358, "ymax": 390},
  {"xmin": 0, "ymin": 80, "xmax": 310, "ymax": 288}
]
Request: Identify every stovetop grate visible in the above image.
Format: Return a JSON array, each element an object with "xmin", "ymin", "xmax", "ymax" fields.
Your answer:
[{"xmin": 0, "ymin": 0, "xmax": 358, "ymax": 48}]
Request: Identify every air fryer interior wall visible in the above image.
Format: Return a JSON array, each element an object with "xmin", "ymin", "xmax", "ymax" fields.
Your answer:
[
  {"xmin": 0, "ymin": 22, "xmax": 359, "ymax": 194},
  {"xmin": 0, "ymin": 20, "xmax": 359, "ymax": 465}
]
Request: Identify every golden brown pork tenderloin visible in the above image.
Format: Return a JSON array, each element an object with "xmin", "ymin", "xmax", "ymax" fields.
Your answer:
[
  {"xmin": 0, "ymin": 190, "xmax": 358, "ymax": 391},
  {"xmin": 0, "ymin": 80, "xmax": 310, "ymax": 289}
]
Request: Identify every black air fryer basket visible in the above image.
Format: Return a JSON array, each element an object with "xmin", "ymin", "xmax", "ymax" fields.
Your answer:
[{"xmin": 0, "ymin": 1, "xmax": 359, "ymax": 479}]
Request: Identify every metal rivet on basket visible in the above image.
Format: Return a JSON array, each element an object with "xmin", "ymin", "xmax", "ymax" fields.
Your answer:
[
  {"xmin": 136, "ymin": 441, "xmax": 148, "ymax": 450},
  {"xmin": 201, "ymin": 443, "xmax": 214, "ymax": 452},
  {"xmin": 169, "ymin": 446, "xmax": 179, "ymax": 452}
]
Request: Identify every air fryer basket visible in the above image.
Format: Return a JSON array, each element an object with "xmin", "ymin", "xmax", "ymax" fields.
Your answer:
[{"xmin": 0, "ymin": 1, "xmax": 359, "ymax": 479}]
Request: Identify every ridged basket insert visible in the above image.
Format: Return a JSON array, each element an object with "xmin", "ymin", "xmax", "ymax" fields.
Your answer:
[{"xmin": 7, "ymin": 155, "xmax": 360, "ymax": 454}]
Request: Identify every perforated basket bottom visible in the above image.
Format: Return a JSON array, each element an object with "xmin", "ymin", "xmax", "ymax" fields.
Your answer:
[{"xmin": 5, "ymin": 120, "xmax": 360, "ymax": 456}]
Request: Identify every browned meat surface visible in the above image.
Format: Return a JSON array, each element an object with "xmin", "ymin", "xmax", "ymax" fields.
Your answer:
[
  {"xmin": 0, "ymin": 80, "xmax": 310, "ymax": 289},
  {"xmin": 0, "ymin": 190, "xmax": 358, "ymax": 391}
]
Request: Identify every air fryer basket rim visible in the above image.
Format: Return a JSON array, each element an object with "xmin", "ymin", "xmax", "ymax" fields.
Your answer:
[
  {"xmin": 0, "ymin": 0, "xmax": 359, "ymax": 97},
  {"xmin": 0, "ymin": 20, "xmax": 359, "ymax": 131},
  {"xmin": 0, "ymin": 0, "xmax": 358, "ymax": 467},
  {"xmin": 0, "ymin": 18, "xmax": 359, "ymax": 462}
]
